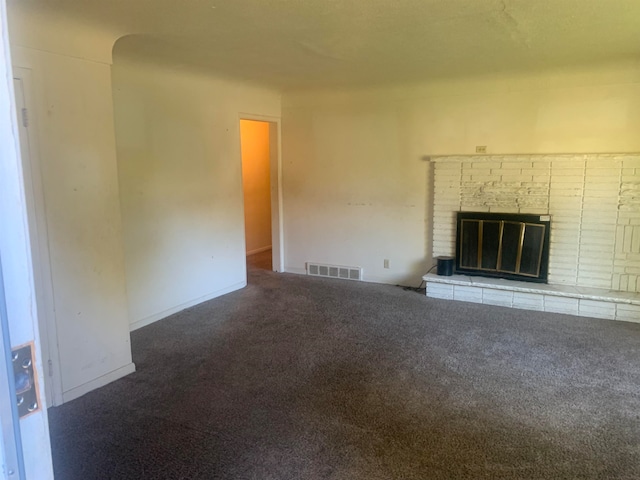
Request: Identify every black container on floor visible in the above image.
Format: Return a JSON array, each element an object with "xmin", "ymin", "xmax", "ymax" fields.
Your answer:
[{"xmin": 437, "ymin": 256, "xmax": 455, "ymax": 276}]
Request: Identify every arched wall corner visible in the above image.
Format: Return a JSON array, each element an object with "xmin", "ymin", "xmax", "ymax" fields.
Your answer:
[{"xmin": 7, "ymin": 2, "xmax": 121, "ymax": 64}]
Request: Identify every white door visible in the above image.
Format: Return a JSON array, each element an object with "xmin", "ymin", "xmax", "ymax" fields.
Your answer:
[{"xmin": 12, "ymin": 74, "xmax": 62, "ymax": 407}]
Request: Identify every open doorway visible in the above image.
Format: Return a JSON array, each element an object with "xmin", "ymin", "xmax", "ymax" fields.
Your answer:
[{"xmin": 239, "ymin": 118, "xmax": 282, "ymax": 274}]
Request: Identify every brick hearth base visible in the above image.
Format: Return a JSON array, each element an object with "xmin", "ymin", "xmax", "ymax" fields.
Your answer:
[{"xmin": 423, "ymin": 273, "xmax": 640, "ymax": 323}]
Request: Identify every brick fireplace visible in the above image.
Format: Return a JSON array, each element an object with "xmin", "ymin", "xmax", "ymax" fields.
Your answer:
[{"xmin": 424, "ymin": 154, "xmax": 640, "ymax": 322}]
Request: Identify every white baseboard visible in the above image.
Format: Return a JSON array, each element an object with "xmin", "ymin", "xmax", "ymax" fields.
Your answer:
[
  {"xmin": 129, "ymin": 281, "xmax": 247, "ymax": 331},
  {"xmin": 62, "ymin": 362, "xmax": 136, "ymax": 403},
  {"xmin": 246, "ymin": 245, "xmax": 272, "ymax": 256}
]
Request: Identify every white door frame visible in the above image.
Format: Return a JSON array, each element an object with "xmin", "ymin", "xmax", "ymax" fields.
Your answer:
[
  {"xmin": 12, "ymin": 69, "xmax": 63, "ymax": 407},
  {"xmin": 238, "ymin": 113, "xmax": 284, "ymax": 273},
  {"xmin": 0, "ymin": 0, "xmax": 55, "ymax": 473},
  {"xmin": 0, "ymin": 258, "xmax": 26, "ymax": 479}
]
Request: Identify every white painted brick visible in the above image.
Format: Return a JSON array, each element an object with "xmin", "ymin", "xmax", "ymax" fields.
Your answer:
[
  {"xmin": 461, "ymin": 206, "xmax": 490, "ymax": 212},
  {"xmin": 533, "ymin": 175, "xmax": 552, "ymax": 182},
  {"xmin": 433, "ymin": 246, "xmax": 455, "ymax": 257},
  {"xmin": 472, "ymin": 161, "xmax": 501, "ymax": 169},
  {"xmin": 491, "ymin": 166, "xmax": 522, "ymax": 174},
  {"xmin": 574, "ymin": 256, "xmax": 615, "ymax": 267},
  {"xmin": 432, "ymin": 196, "xmax": 460, "ymax": 205},
  {"xmin": 521, "ymin": 168, "xmax": 548, "ymax": 176},
  {"xmin": 433, "ymin": 236, "xmax": 455, "ymax": 245},
  {"xmin": 582, "ymin": 203, "xmax": 618, "ymax": 213},
  {"xmin": 482, "ymin": 289, "xmax": 514, "ymax": 307},
  {"xmin": 499, "ymin": 161, "xmax": 527, "ymax": 169},
  {"xmin": 426, "ymin": 283, "xmax": 454, "ymax": 300},
  {"xmin": 550, "ymin": 216, "xmax": 578, "ymax": 224},
  {"xmin": 434, "ymin": 188, "xmax": 461, "ymax": 197},
  {"xmin": 577, "ymin": 274, "xmax": 613, "ymax": 286},
  {"xmin": 622, "ymin": 158, "xmax": 640, "ymax": 168},
  {"xmin": 611, "ymin": 274, "xmax": 622, "ymax": 291},
  {"xmin": 549, "ymin": 188, "xmax": 584, "ymax": 197},
  {"xmin": 582, "ymin": 197, "xmax": 618, "ymax": 206},
  {"xmin": 576, "ymin": 266, "xmax": 612, "ymax": 277},
  {"xmin": 615, "ymin": 304, "xmax": 640, "ymax": 322},
  {"xmin": 435, "ymin": 169, "xmax": 463, "ymax": 177},
  {"xmin": 519, "ymin": 207, "xmax": 547, "ymax": 214},
  {"xmin": 549, "ymin": 194, "xmax": 584, "ymax": 204},
  {"xmin": 433, "ymin": 215, "xmax": 456, "ymax": 224},
  {"xmin": 586, "ymin": 183, "xmax": 621, "ymax": 193},
  {"xmin": 550, "ymin": 168, "xmax": 586, "ymax": 176},
  {"xmin": 544, "ymin": 296, "xmax": 579, "ymax": 315},
  {"xmin": 468, "ymin": 174, "xmax": 499, "ymax": 182},
  {"xmin": 618, "ymin": 275, "xmax": 630, "ymax": 291},
  {"xmin": 549, "ymin": 175, "xmax": 584, "ymax": 184},
  {"xmin": 462, "ymin": 168, "xmax": 488, "ymax": 177},
  {"xmin": 434, "ymin": 193, "xmax": 460, "ymax": 203},
  {"xmin": 582, "ymin": 189, "xmax": 619, "ymax": 198},
  {"xmin": 552, "ymin": 231, "xmax": 583, "ymax": 243},
  {"xmin": 548, "ymin": 273, "xmax": 578, "ymax": 285},
  {"xmin": 435, "ymin": 164, "xmax": 462, "ymax": 173},
  {"xmin": 578, "ymin": 300, "xmax": 616, "ymax": 320},
  {"xmin": 501, "ymin": 174, "xmax": 532, "ymax": 182},
  {"xmin": 585, "ymin": 165, "xmax": 621, "ymax": 175},
  {"xmin": 579, "ymin": 243, "xmax": 615, "ymax": 253},
  {"xmin": 586, "ymin": 159, "xmax": 622, "ymax": 169},
  {"xmin": 581, "ymin": 214, "xmax": 617, "ymax": 225},
  {"xmin": 585, "ymin": 168, "xmax": 621, "ymax": 177},
  {"xmin": 548, "ymin": 267, "xmax": 579, "ymax": 278},
  {"xmin": 513, "ymin": 292, "xmax": 544, "ymax": 311},
  {"xmin": 577, "ymin": 277, "xmax": 612, "ymax": 290},
  {"xmin": 548, "ymin": 261, "xmax": 579, "ymax": 271},
  {"xmin": 631, "ymin": 227, "xmax": 640, "ymax": 253},
  {"xmin": 432, "ymin": 230, "xmax": 455, "ymax": 240},
  {"xmin": 621, "ymin": 259, "xmax": 640, "ymax": 270},
  {"xmin": 431, "ymin": 154, "xmax": 636, "ymax": 294},
  {"xmin": 532, "ymin": 161, "xmax": 552, "ymax": 169},
  {"xmin": 453, "ymin": 286, "xmax": 483, "ymax": 303},
  {"xmin": 548, "ymin": 253, "xmax": 579, "ymax": 264}
]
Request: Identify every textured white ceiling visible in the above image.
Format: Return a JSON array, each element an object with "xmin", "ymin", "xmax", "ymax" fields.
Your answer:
[{"xmin": 10, "ymin": 0, "xmax": 640, "ymax": 90}]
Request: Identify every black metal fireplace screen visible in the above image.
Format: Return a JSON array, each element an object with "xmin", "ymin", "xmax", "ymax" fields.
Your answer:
[{"xmin": 456, "ymin": 212, "xmax": 551, "ymax": 283}]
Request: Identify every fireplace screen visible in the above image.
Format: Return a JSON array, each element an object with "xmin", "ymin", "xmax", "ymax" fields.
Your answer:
[{"xmin": 456, "ymin": 212, "xmax": 550, "ymax": 283}]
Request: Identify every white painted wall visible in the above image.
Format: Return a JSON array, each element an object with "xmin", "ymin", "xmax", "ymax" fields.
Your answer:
[
  {"xmin": 281, "ymin": 61, "xmax": 640, "ymax": 286},
  {"xmin": 8, "ymin": 10, "xmax": 134, "ymax": 402},
  {"xmin": 111, "ymin": 58, "xmax": 281, "ymax": 329},
  {"xmin": 241, "ymin": 119, "xmax": 272, "ymax": 255}
]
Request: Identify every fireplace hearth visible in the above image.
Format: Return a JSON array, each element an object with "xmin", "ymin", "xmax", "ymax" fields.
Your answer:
[{"xmin": 456, "ymin": 212, "xmax": 550, "ymax": 283}]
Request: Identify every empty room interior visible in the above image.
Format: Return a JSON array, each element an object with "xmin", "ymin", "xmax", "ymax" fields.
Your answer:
[{"xmin": 4, "ymin": 0, "xmax": 640, "ymax": 478}]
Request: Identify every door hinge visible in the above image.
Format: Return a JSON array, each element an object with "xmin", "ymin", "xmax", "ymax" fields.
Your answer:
[
  {"xmin": 21, "ymin": 108, "xmax": 28, "ymax": 128},
  {"xmin": 48, "ymin": 359, "xmax": 53, "ymax": 377}
]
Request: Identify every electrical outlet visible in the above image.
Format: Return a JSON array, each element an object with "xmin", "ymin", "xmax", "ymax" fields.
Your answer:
[
  {"xmin": 384, "ymin": 259, "xmax": 390, "ymax": 269},
  {"xmin": 475, "ymin": 145, "xmax": 487, "ymax": 154}
]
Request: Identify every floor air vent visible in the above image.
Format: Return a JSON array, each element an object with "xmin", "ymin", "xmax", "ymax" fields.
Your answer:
[{"xmin": 307, "ymin": 263, "xmax": 362, "ymax": 281}]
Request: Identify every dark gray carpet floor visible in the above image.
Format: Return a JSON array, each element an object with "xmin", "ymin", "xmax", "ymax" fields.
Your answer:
[{"xmin": 48, "ymin": 265, "xmax": 640, "ymax": 479}]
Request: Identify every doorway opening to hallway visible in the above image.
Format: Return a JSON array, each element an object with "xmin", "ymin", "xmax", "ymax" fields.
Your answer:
[{"xmin": 239, "ymin": 118, "xmax": 281, "ymax": 273}]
